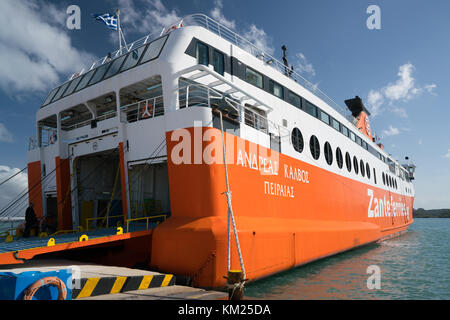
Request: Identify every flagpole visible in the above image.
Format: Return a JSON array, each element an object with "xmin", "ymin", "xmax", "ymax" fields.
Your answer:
[{"xmin": 116, "ymin": 9, "xmax": 122, "ymax": 55}]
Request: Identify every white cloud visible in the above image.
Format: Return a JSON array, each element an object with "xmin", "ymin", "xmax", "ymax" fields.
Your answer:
[
  {"xmin": 382, "ymin": 125, "xmax": 400, "ymax": 137},
  {"xmin": 0, "ymin": 165, "xmax": 28, "ymax": 214},
  {"xmin": 0, "ymin": 123, "xmax": 13, "ymax": 143},
  {"xmin": 366, "ymin": 63, "xmax": 437, "ymax": 117},
  {"xmin": 445, "ymin": 149, "xmax": 450, "ymax": 159},
  {"xmin": 118, "ymin": 0, "xmax": 181, "ymax": 35},
  {"xmin": 243, "ymin": 24, "xmax": 275, "ymax": 56},
  {"xmin": 294, "ymin": 53, "xmax": 316, "ymax": 77},
  {"xmin": 0, "ymin": 0, "xmax": 95, "ymax": 94},
  {"xmin": 210, "ymin": 0, "xmax": 236, "ymax": 30},
  {"xmin": 367, "ymin": 89, "xmax": 384, "ymax": 116}
]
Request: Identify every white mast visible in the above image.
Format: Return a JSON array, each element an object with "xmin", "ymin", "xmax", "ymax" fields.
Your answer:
[{"xmin": 116, "ymin": 9, "xmax": 128, "ymax": 55}]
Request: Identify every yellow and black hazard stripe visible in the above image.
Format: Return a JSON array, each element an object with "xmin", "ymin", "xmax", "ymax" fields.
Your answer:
[{"xmin": 73, "ymin": 274, "xmax": 175, "ymax": 299}]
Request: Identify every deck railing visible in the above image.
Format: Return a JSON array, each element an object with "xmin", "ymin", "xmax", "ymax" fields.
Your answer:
[
  {"xmin": 178, "ymin": 82, "xmax": 286, "ymax": 137},
  {"xmin": 120, "ymin": 96, "xmax": 164, "ymax": 123}
]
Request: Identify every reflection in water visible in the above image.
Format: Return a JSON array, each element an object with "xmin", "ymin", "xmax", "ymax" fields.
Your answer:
[{"xmin": 245, "ymin": 219, "xmax": 450, "ymax": 299}]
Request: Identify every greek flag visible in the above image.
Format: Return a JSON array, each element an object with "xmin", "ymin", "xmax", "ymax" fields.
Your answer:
[{"xmin": 92, "ymin": 13, "xmax": 118, "ymax": 30}]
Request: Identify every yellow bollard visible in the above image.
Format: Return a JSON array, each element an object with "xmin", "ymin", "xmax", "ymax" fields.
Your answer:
[
  {"xmin": 5, "ymin": 235, "xmax": 13, "ymax": 243},
  {"xmin": 47, "ymin": 238, "xmax": 55, "ymax": 247},
  {"xmin": 79, "ymin": 234, "xmax": 88, "ymax": 242},
  {"xmin": 116, "ymin": 227, "xmax": 123, "ymax": 235}
]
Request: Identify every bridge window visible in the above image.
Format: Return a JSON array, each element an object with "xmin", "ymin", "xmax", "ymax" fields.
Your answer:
[
  {"xmin": 291, "ymin": 128, "xmax": 304, "ymax": 153},
  {"xmin": 63, "ymin": 76, "xmax": 83, "ymax": 97},
  {"xmin": 245, "ymin": 67, "xmax": 263, "ymax": 88},
  {"xmin": 140, "ymin": 35, "xmax": 169, "ymax": 64},
  {"xmin": 310, "ymin": 135, "xmax": 320, "ymax": 160},
  {"xmin": 104, "ymin": 54, "xmax": 127, "ymax": 79},
  {"xmin": 51, "ymin": 82, "xmax": 70, "ymax": 103},
  {"xmin": 120, "ymin": 45, "xmax": 147, "ymax": 72},
  {"xmin": 304, "ymin": 100, "xmax": 317, "ymax": 118},
  {"xmin": 42, "ymin": 87, "xmax": 59, "ymax": 106},
  {"xmin": 196, "ymin": 42, "xmax": 209, "ymax": 66},
  {"xmin": 213, "ymin": 50, "xmax": 225, "ymax": 76},
  {"xmin": 75, "ymin": 69, "xmax": 95, "ymax": 92},
  {"xmin": 320, "ymin": 111, "xmax": 330, "ymax": 125},
  {"xmin": 269, "ymin": 80, "xmax": 284, "ymax": 99},
  {"xmin": 288, "ymin": 91, "xmax": 301, "ymax": 108},
  {"xmin": 331, "ymin": 118, "xmax": 340, "ymax": 131},
  {"xmin": 89, "ymin": 61, "xmax": 112, "ymax": 86}
]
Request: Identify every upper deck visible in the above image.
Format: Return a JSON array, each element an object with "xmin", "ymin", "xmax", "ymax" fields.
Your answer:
[{"xmin": 30, "ymin": 14, "xmax": 415, "ymax": 187}]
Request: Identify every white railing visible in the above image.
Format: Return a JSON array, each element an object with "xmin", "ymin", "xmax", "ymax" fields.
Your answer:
[
  {"xmin": 120, "ymin": 96, "xmax": 164, "ymax": 122},
  {"xmin": 181, "ymin": 14, "xmax": 350, "ymax": 119},
  {"xmin": 178, "ymin": 83, "xmax": 287, "ymax": 137},
  {"xmin": 61, "ymin": 111, "xmax": 117, "ymax": 131}
]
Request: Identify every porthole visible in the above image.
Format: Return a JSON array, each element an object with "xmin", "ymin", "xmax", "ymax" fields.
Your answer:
[
  {"xmin": 324, "ymin": 142, "xmax": 333, "ymax": 165},
  {"xmin": 353, "ymin": 156, "xmax": 359, "ymax": 174},
  {"xmin": 336, "ymin": 148, "xmax": 343, "ymax": 169},
  {"xmin": 345, "ymin": 152, "xmax": 352, "ymax": 172},
  {"xmin": 366, "ymin": 163, "xmax": 371, "ymax": 179},
  {"xmin": 310, "ymin": 135, "xmax": 320, "ymax": 160},
  {"xmin": 360, "ymin": 160, "xmax": 365, "ymax": 177},
  {"xmin": 291, "ymin": 128, "xmax": 304, "ymax": 153}
]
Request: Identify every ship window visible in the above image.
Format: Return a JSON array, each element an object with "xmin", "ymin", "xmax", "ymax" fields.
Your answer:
[
  {"xmin": 291, "ymin": 128, "xmax": 304, "ymax": 153},
  {"xmin": 362, "ymin": 141, "xmax": 368, "ymax": 150},
  {"xmin": 120, "ymin": 45, "xmax": 146, "ymax": 72},
  {"xmin": 288, "ymin": 91, "xmax": 301, "ymax": 108},
  {"xmin": 304, "ymin": 100, "xmax": 317, "ymax": 118},
  {"xmin": 269, "ymin": 80, "xmax": 284, "ymax": 99},
  {"xmin": 373, "ymin": 168, "xmax": 377, "ymax": 184},
  {"xmin": 336, "ymin": 147, "xmax": 343, "ymax": 169},
  {"xmin": 350, "ymin": 131, "xmax": 356, "ymax": 142},
  {"xmin": 345, "ymin": 152, "xmax": 352, "ymax": 172},
  {"xmin": 75, "ymin": 69, "xmax": 96, "ymax": 92},
  {"xmin": 382, "ymin": 172, "xmax": 386, "ymax": 185},
  {"xmin": 89, "ymin": 61, "xmax": 112, "ymax": 86},
  {"xmin": 104, "ymin": 54, "xmax": 127, "ymax": 79},
  {"xmin": 245, "ymin": 67, "xmax": 263, "ymax": 88},
  {"xmin": 63, "ymin": 76, "xmax": 82, "ymax": 97},
  {"xmin": 140, "ymin": 35, "xmax": 169, "ymax": 64},
  {"xmin": 360, "ymin": 160, "xmax": 365, "ymax": 177},
  {"xmin": 324, "ymin": 142, "xmax": 333, "ymax": 165},
  {"xmin": 341, "ymin": 125, "xmax": 349, "ymax": 137},
  {"xmin": 353, "ymin": 156, "xmax": 359, "ymax": 174},
  {"xmin": 310, "ymin": 135, "xmax": 320, "ymax": 160},
  {"xmin": 196, "ymin": 42, "xmax": 209, "ymax": 66},
  {"xmin": 51, "ymin": 82, "xmax": 70, "ymax": 102},
  {"xmin": 331, "ymin": 118, "xmax": 340, "ymax": 131},
  {"xmin": 366, "ymin": 163, "xmax": 371, "ymax": 179},
  {"xmin": 356, "ymin": 136, "xmax": 362, "ymax": 146},
  {"xmin": 213, "ymin": 50, "xmax": 225, "ymax": 76},
  {"xmin": 42, "ymin": 87, "xmax": 59, "ymax": 106},
  {"xmin": 320, "ymin": 111, "xmax": 330, "ymax": 125}
]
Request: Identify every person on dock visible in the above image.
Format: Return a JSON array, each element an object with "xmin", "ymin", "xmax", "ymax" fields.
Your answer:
[{"xmin": 23, "ymin": 202, "xmax": 38, "ymax": 238}]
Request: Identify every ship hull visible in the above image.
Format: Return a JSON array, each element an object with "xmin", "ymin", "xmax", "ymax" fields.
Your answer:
[{"xmin": 150, "ymin": 127, "xmax": 414, "ymax": 288}]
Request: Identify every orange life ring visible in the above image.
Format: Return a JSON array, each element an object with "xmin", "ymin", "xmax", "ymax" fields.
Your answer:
[
  {"xmin": 140, "ymin": 102, "xmax": 153, "ymax": 119},
  {"xmin": 23, "ymin": 276, "xmax": 67, "ymax": 300}
]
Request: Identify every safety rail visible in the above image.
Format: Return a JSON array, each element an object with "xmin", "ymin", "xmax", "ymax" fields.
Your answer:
[
  {"xmin": 48, "ymin": 227, "xmax": 83, "ymax": 237},
  {"xmin": 126, "ymin": 215, "xmax": 167, "ymax": 233},
  {"xmin": 61, "ymin": 110, "xmax": 117, "ymax": 131},
  {"xmin": 85, "ymin": 215, "xmax": 124, "ymax": 231},
  {"xmin": 120, "ymin": 96, "xmax": 164, "ymax": 123},
  {"xmin": 178, "ymin": 83, "xmax": 288, "ymax": 137},
  {"xmin": 181, "ymin": 14, "xmax": 350, "ymax": 118}
]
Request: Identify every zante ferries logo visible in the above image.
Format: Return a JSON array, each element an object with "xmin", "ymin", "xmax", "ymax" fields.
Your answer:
[{"xmin": 367, "ymin": 188, "xmax": 409, "ymax": 218}]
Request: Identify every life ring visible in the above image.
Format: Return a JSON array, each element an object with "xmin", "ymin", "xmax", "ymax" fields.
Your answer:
[
  {"xmin": 140, "ymin": 101, "xmax": 153, "ymax": 119},
  {"xmin": 23, "ymin": 276, "xmax": 67, "ymax": 300},
  {"xmin": 49, "ymin": 132, "xmax": 56, "ymax": 144}
]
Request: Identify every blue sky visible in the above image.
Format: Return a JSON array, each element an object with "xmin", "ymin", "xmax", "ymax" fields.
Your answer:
[{"xmin": 0, "ymin": 0, "xmax": 448, "ymax": 210}]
